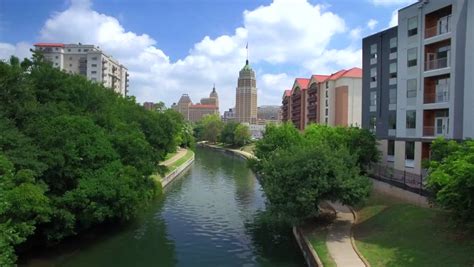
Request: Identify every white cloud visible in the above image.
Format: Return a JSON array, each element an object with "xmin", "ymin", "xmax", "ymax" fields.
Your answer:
[
  {"xmin": 370, "ymin": 0, "xmax": 415, "ymax": 6},
  {"xmin": 0, "ymin": 42, "xmax": 32, "ymax": 61},
  {"xmin": 367, "ymin": 19, "xmax": 378, "ymax": 30},
  {"xmin": 389, "ymin": 9, "xmax": 399, "ymax": 27},
  {"xmin": 2, "ymin": 0, "xmax": 364, "ymax": 112}
]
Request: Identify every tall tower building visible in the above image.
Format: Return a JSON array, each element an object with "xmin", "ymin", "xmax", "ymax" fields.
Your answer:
[{"xmin": 235, "ymin": 58, "xmax": 258, "ymax": 124}]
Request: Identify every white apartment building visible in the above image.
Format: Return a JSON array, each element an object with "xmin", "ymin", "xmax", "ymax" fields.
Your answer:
[{"xmin": 34, "ymin": 43, "xmax": 129, "ymax": 96}]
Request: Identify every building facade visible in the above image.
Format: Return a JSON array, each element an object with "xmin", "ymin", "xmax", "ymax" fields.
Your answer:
[
  {"xmin": 282, "ymin": 68, "xmax": 362, "ymax": 130},
  {"xmin": 172, "ymin": 87, "xmax": 219, "ymax": 122},
  {"xmin": 235, "ymin": 60, "xmax": 258, "ymax": 124},
  {"xmin": 362, "ymin": 0, "xmax": 474, "ymax": 177},
  {"xmin": 34, "ymin": 43, "xmax": 129, "ymax": 96}
]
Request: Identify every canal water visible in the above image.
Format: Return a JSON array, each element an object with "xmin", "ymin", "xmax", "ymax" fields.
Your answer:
[{"xmin": 24, "ymin": 147, "xmax": 305, "ymax": 267}]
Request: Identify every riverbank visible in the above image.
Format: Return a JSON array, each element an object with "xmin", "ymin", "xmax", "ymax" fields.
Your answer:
[
  {"xmin": 151, "ymin": 148, "xmax": 195, "ymax": 188},
  {"xmin": 197, "ymin": 142, "xmax": 256, "ymax": 160},
  {"xmin": 353, "ymin": 191, "xmax": 474, "ymax": 266}
]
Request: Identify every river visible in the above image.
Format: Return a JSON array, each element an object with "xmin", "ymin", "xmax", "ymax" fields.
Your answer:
[{"xmin": 23, "ymin": 147, "xmax": 305, "ymax": 267}]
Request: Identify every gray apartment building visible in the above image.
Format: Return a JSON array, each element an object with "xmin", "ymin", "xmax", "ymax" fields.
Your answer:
[{"xmin": 362, "ymin": 0, "xmax": 474, "ymax": 178}]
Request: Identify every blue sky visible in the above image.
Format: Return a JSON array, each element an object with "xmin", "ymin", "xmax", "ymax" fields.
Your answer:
[{"xmin": 0, "ymin": 0, "xmax": 415, "ymax": 112}]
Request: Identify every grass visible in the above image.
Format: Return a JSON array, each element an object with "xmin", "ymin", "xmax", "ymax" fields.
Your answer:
[
  {"xmin": 307, "ymin": 226, "xmax": 336, "ymax": 267},
  {"xmin": 241, "ymin": 143, "xmax": 255, "ymax": 154},
  {"xmin": 151, "ymin": 149, "xmax": 194, "ymax": 181},
  {"xmin": 353, "ymin": 192, "xmax": 474, "ymax": 267}
]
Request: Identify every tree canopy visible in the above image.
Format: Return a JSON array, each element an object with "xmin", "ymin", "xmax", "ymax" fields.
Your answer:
[
  {"xmin": 0, "ymin": 55, "xmax": 182, "ymax": 264},
  {"xmin": 251, "ymin": 123, "xmax": 375, "ymax": 224}
]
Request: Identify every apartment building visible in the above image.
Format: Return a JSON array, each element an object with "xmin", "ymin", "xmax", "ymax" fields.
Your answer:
[
  {"xmin": 362, "ymin": 0, "xmax": 474, "ymax": 177},
  {"xmin": 34, "ymin": 43, "xmax": 129, "ymax": 96},
  {"xmin": 282, "ymin": 68, "xmax": 362, "ymax": 130}
]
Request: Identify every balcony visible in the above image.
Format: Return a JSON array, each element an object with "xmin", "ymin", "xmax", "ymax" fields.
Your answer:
[
  {"xmin": 423, "ymin": 109, "xmax": 449, "ymax": 137},
  {"xmin": 425, "ymin": 57, "xmax": 449, "ymax": 71},
  {"xmin": 424, "ymin": 5, "xmax": 452, "ymax": 39},
  {"xmin": 425, "ymin": 16, "xmax": 451, "ymax": 39},
  {"xmin": 424, "ymin": 91, "xmax": 449, "ymax": 104},
  {"xmin": 423, "ymin": 75, "xmax": 450, "ymax": 104}
]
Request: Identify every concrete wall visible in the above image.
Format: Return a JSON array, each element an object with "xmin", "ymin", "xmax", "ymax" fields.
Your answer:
[{"xmin": 462, "ymin": 0, "xmax": 474, "ymax": 138}]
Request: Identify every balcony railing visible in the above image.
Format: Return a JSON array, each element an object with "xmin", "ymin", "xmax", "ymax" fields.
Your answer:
[
  {"xmin": 424, "ymin": 91, "xmax": 449, "ymax": 104},
  {"xmin": 425, "ymin": 15, "xmax": 451, "ymax": 39},
  {"xmin": 423, "ymin": 126, "xmax": 449, "ymax": 137},
  {"xmin": 425, "ymin": 57, "xmax": 449, "ymax": 71}
]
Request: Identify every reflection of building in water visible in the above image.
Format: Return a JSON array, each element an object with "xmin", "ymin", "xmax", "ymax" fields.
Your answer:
[{"xmin": 171, "ymin": 86, "xmax": 219, "ymax": 122}]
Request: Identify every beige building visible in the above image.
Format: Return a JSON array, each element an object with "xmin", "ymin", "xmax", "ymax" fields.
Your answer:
[
  {"xmin": 235, "ymin": 60, "xmax": 257, "ymax": 124},
  {"xmin": 34, "ymin": 43, "xmax": 129, "ymax": 96},
  {"xmin": 172, "ymin": 86, "xmax": 219, "ymax": 122}
]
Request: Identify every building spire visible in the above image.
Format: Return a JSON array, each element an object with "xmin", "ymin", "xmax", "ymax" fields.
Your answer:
[
  {"xmin": 212, "ymin": 83, "xmax": 216, "ymax": 92},
  {"xmin": 246, "ymin": 42, "xmax": 249, "ymax": 65}
]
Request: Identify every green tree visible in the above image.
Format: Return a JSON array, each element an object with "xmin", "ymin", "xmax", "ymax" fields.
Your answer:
[
  {"xmin": 427, "ymin": 138, "xmax": 474, "ymax": 224},
  {"xmin": 199, "ymin": 114, "xmax": 223, "ymax": 143},
  {"xmin": 220, "ymin": 121, "xmax": 239, "ymax": 145},
  {"xmin": 234, "ymin": 124, "xmax": 251, "ymax": 147}
]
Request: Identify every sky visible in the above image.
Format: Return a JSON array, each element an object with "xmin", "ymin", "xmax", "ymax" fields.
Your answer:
[{"xmin": 0, "ymin": 0, "xmax": 416, "ymax": 113}]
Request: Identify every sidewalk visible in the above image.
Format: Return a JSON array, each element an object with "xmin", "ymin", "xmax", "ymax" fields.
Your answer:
[
  {"xmin": 161, "ymin": 148, "xmax": 187, "ymax": 167},
  {"xmin": 325, "ymin": 202, "xmax": 366, "ymax": 267}
]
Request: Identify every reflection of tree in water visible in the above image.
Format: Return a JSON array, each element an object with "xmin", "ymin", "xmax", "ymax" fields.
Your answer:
[{"xmin": 245, "ymin": 210, "xmax": 306, "ymax": 266}]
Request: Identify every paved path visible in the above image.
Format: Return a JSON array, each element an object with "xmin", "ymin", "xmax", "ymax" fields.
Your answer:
[
  {"xmin": 326, "ymin": 202, "xmax": 366, "ymax": 267},
  {"xmin": 161, "ymin": 148, "xmax": 187, "ymax": 167}
]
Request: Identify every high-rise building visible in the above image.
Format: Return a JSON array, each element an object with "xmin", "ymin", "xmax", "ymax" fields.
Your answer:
[
  {"xmin": 362, "ymin": 0, "xmax": 474, "ymax": 179},
  {"xmin": 235, "ymin": 59, "xmax": 257, "ymax": 124},
  {"xmin": 282, "ymin": 68, "xmax": 362, "ymax": 130},
  {"xmin": 34, "ymin": 43, "xmax": 129, "ymax": 96},
  {"xmin": 223, "ymin": 108, "xmax": 235, "ymax": 122},
  {"xmin": 143, "ymin": 102, "xmax": 157, "ymax": 111},
  {"xmin": 172, "ymin": 86, "xmax": 219, "ymax": 122}
]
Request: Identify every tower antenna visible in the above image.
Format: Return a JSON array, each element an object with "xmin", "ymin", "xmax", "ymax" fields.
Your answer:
[{"xmin": 246, "ymin": 42, "xmax": 249, "ymax": 65}]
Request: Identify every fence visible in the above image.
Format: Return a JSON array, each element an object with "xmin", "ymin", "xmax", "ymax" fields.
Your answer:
[{"xmin": 368, "ymin": 163, "xmax": 430, "ymax": 197}]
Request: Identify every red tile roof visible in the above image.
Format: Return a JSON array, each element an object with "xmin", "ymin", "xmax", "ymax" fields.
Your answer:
[
  {"xmin": 34, "ymin": 43, "xmax": 65, "ymax": 47},
  {"xmin": 310, "ymin": 75, "xmax": 329, "ymax": 83},
  {"xmin": 322, "ymin": 67, "xmax": 362, "ymax": 82},
  {"xmin": 285, "ymin": 90, "xmax": 291, "ymax": 96},
  {"xmin": 190, "ymin": 104, "xmax": 217, "ymax": 109},
  {"xmin": 295, "ymin": 78, "xmax": 310, "ymax": 90}
]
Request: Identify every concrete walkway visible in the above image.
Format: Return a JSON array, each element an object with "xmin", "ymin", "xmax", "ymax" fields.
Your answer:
[
  {"xmin": 326, "ymin": 202, "xmax": 366, "ymax": 267},
  {"xmin": 161, "ymin": 148, "xmax": 187, "ymax": 167}
]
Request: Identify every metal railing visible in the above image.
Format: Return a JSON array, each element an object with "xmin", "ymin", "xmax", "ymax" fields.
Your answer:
[
  {"xmin": 423, "ymin": 126, "xmax": 448, "ymax": 137},
  {"xmin": 423, "ymin": 91, "xmax": 449, "ymax": 104},
  {"xmin": 425, "ymin": 57, "xmax": 449, "ymax": 71},
  {"xmin": 369, "ymin": 163, "xmax": 430, "ymax": 196}
]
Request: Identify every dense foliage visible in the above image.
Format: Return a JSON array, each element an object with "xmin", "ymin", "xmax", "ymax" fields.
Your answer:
[
  {"xmin": 194, "ymin": 114, "xmax": 223, "ymax": 143},
  {"xmin": 251, "ymin": 123, "xmax": 377, "ymax": 223},
  {"xmin": 426, "ymin": 137, "xmax": 474, "ymax": 225},
  {"xmin": 219, "ymin": 121, "xmax": 251, "ymax": 147},
  {"xmin": 0, "ymin": 56, "xmax": 183, "ymax": 264}
]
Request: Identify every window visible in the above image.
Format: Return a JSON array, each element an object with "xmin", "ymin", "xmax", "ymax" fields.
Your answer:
[
  {"xmin": 325, "ymin": 117, "xmax": 328, "ymax": 124},
  {"xmin": 408, "ymin": 16, "xmax": 418, "ymax": 37},
  {"xmin": 407, "ymin": 79, "xmax": 417, "ymax": 98},
  {"xmin": 370, "ymin": 44, "xmax": 377, "ymax": 63},
  {"xmin": 69, "ymin": 56, "xmax": 72, "ymax": 60},
  {"xmin": 405, "ymin": 141, "xmax": 415, "ymax": 160},
  {"xmin": 390, "ymin": 37, "xmax": 397, "ymax": 53},
  {"xmin": 388, "ymin": 140, "xmax": 395, "ymax": 156},
  {"xmin": 325, "ymin": 99, "xmax": 328, "ymax": 107},
  {"xmin": 389, "ymin": 63, "xmax": 397, "ymax": 78},
  {"xmin": 370, "ymin": 68, "xmax": 377, "ymax": 82},
  {"xmin": 67, "ymin": 49, "xmax": 71, "ymax": 52},
  {"xmin": 91, "ymin": 77, "xmax": 97, "ymax": 81},
  {"xmin": 55, "ymin": 48, "xmax": 59, "ymax": 51},
  {"xmin": 325, "ymin": 90, "xmax": 328, "ymax": 98},
  {"xmin": 325, "ymin": 108, "xmax": 328, "ymax": 116},
  {"xmin": 91, "ymin": 64, "xmax": 97, "ymax": 67},
  {"xmin": 389, "ymin": 113, "xmax": 396, "ymax": 129},
  {"xmin": 84, "ymin": 49, "xmax": 89, "ymax": 52},
  {"xmin": 407, "ymin": 48, "xmax": 417, "ymax": 67},
  {"xmin": 406, "ymin": 110, "xmax": 416, "ymax": 129},
  {"xmin": 369, "ymin": 116, "xmax": 376, "ymax": 131},
  {"xmin": 55, "ymin": 56, "xmax": 59, "ymax": 59},
  {"xmin": 370, "ymin": 91, "xmax": 377, "ymax": 107},
  {"xmin": 91, "ymin": 71, "xmax": 97, "ymax": 74},
  {"xmin": 69, "ymin": 64, "xmax": 72, "ymax": 67},
  {"xmin": 92, "ymin": 57, "xmax": 98, "ymax": 60},
  {"xmin": 389, "ymin": 88, "xmax": 397, "ymax": 104},
  {"xmin": 78, "ymin": 49, "xmax": 81, "ymax": 52},
  {"xmin": 326, "ymin": 82, "xmax": 329, "ymax": 89}
]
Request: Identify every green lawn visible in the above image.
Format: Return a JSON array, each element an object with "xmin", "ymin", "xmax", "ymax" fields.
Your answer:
[
  {"xmin": 353, "ymin": 192, "xmax": 474, "ymax": 267},
  {"xmin": 307, "ymin": 225, "xmax": 336, "ymax": 267},
  {"xmin": 151, "ymin": 150, "xmax": 194, "ymax": 181}
]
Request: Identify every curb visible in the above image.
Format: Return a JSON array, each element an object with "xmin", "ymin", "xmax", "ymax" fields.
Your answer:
[
  {"xmin": 293, "ymin": 226, "xmax": 324, "ymax": 267},
  {"xmin": 348, "ymin": 206, "xmax": 371, "ymax": 267}
]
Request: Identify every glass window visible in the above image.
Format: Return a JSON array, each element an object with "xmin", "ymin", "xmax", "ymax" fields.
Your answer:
[
  {"xmin": 369, "ymin": 116, "xmax": 376, "ymax": 130},
  {"xmin": 78, "ymin": 49, "xmax": 81, "ymax": 52},
  {"xmin": 406, "ymin": 110, "xmax": 416, "ymax": 129},
  {"xmin": 325, "ymin": 99, "xmax": 328, "ymax": 107},
  {"xmin": 370, "ymin": 44, "xmax": 377, "ymax": 54},
  {"xmin": 389, "ymin": 113, "xmax": 396, "ymax": 129},
  {"xmin": 388, "ymin": 140, "xmax": 395, "ymax": 156},
  {"xmin": 326, "ymin": 82, "xmax": 329, "ymax": 89},
  {"xmin": 91, "ymin": 64, "xmax": 97, "ymax": 67},
  {"xmin": 325, "ymin": 90, "xmax": 328, "ymax": 98},
  {"xmin": 390, "ymin": 37, "xmax": 397, "ymax": 49},
  {"xmin": 84, "ymin": 49, "xmax": 89, "ymax": 52},
  {"xmin": 405, "ymin": 141, "xmax": 415, "ymax": 160},
  {"xmin": 325, "ymin": 108, "xmax": 328, "ymax": 116},
  {"xmin": 325, "ymin": 117, "xmax": 328, "ymax": 124},
  {"xmin": 92, "ymin": 57, "xmax": 98, "ymax": 60},
  {"xmin": 91, "ymin": 71, "xmax": 97, "ymax": 74},
  {"xmin": 370, "ymin": 68, "xmax": 377, "ymax": 82},
  {"xmin": 370, "ymin": 91, "xmax": 377, "ymax": 107},
  {"xmin": 407, "ymin": 48, "xmax": 417, "ymax": 67},
  {"xmin": 389, "ymin": 63, "xmax": 397, "ymax": 78},
  {"xmin": 408, "ymin": 16, "xmax": 418, "ymax": 36},
  {"xmin": 389, "ymin": 88, "xmax": 397, "ymax": 104},
  {"xmin": 407, "ymin": 79, "xmax": 417, "ymax": 98}
]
